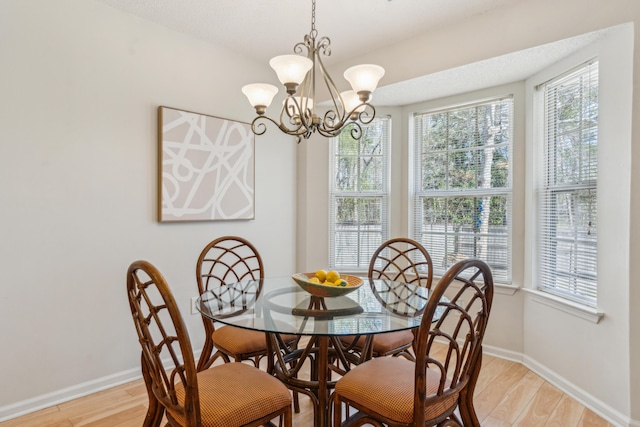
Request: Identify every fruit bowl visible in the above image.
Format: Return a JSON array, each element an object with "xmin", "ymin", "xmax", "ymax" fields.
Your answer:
[{"xmin": 292, "ymin": 273, "xmax": 363, "ymax": 298}]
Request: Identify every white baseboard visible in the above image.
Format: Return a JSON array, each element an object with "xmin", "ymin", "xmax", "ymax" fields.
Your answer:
[
  {"xmin": 480, "ymin": 346, "xmax": 639, "ymax": 427},
  {"xmin": 0, "ymin": 367, "xmax": 142, "ymax": 422},
  {"xmin": 483, "ymin": 344, "xmax": 524, "ymax": 364},
  {"xmin": 522, "ymin": 355, "xmax": 635, "ymax": 427},
  {"xmin": 0, "ymin": 348, "xmax": 203, "ymax": 423}
]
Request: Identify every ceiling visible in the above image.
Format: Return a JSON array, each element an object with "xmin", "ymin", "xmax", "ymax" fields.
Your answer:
[{"xmin": 97, "ymin": 0, "xmax": 607, "ymax": 105}]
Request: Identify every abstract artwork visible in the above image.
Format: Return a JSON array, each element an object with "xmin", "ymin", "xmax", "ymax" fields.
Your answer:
[{"xmin": 158, "ymin": 106, "xmax": 255, "ymax": 222}]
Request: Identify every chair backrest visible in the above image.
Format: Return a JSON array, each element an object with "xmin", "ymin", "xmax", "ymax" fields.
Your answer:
[
  {"xmin": 127, "ymin": 260, "xmax": 200, "ymax": 426},
  {"xmin": 368, "ymin": 237, "xmax": 433, "ymax": 289},
  {"xmin": 196, "ymin": 236, "xmax": 265, "ymax": 295},
  {"xmin": 412, "ymin": 258, "xmax": 494, "ymax": 425}
]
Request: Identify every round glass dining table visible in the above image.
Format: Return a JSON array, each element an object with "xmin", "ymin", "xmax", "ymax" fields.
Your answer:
[{"xmin": 196, "ymin": 276, "xmax": 433, "ymax": 427}]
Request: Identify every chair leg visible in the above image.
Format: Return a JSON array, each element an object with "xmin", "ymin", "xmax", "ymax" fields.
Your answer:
[
  {"xmin": 141, "ymin": 354, "xmax": 164, "ymax": 427},
  {"xmin": 293, "ymin": 391, "xmax": 300, "ymax": 413},
  {"xmin": 284, "ymin": 405, "xmax": 293, "ymax": 427},
  {"xmin": 333, "ymin": 394, "xmax": 343, "ymax": 427},
  {"xmin": 459, "ymin": 349, "xmax": 483, "ymax": 427}
]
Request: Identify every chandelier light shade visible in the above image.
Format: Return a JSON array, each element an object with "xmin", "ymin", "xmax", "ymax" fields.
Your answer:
[
  {"xmin": 241, "ymin": 83, "xmax": 279, "ymax": 115},
  {"xmin": 241, "ymin": 0, "xmax": 385, "ymax": 143},
  {"xmin": 269, "ymin": 55, "xmax": 314, "ymax": 88},
  {"xmin": 343, "ymin": 64, "xmax": 385, "ymax": 95}
]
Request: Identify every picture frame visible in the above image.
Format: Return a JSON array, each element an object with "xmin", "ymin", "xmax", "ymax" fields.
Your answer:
[{"xmin": 158, "ymin": 106, "xmax": 255, "ymax": 222}]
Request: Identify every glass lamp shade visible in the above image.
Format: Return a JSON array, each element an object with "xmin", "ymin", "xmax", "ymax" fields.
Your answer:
[
  {"xmin": 269, "ymin": 55, "xmax": 313, "ymax": 85},
  {"xmin": 341, "ymin": 90, "xmax": 366, "ymax": 113},
  {"xmin": 242, "ymin": 83, "xmax": 279, "ymax": 108},
  {"xmin": 343, "ymin": 64, "xmax": 385, "ymax": 94}
]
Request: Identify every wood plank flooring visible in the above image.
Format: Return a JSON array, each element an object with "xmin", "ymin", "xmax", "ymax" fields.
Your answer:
[{"xmin": 0, "ymin": 353, "xmax": 614, "ymax": 427}]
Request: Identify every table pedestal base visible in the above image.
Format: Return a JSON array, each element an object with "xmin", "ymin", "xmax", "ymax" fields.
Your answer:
[{"xmin": 268, "ymin": 333, "xmax": 368, "ymax": 427}]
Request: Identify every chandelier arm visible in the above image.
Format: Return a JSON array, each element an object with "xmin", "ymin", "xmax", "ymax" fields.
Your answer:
[
  {"xmin": 314, "ymin": 121, "xmax": 363, "ymax": 141},
  {"xmin": 250, "ymin": 115, "xmax": 281, "ymax": 136},
  {"xmin": 294, "ymin": 38, "xmax": 312, "ymax": 57},
  {"xmin": 316, "ymin": 36, "xmax": 331, "ymax": 58},
  {"xmin": 355, "ymin": 104, "xmax": 377, "ymax": 125},
  {"xmin": 250, "ymin": 115, "xmax": 310, "ymax": 143},
  {"xmin": 280, "ymin": 97, "xmax": 314, "ymax": 134},
  {"xmin": 314, "ymin": 53, "xmax": 348, "ymax": 131},
  {"xmin": 348, "ymin": 122, "xmax": 364, "ymax": 140}
]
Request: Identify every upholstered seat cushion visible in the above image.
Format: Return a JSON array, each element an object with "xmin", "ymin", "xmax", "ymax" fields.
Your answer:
[
  {"xmin": 340, "ymin": 329, "xmax": 414, "ymax": 354},
  {"xmin": 213, "ymin": 326, "xmax": 297, "ymax": 355},
  {"xmin": 335, "ymin": 357, "xmax": 457, "ymax": 424},
  {"xmin": 212, "ymin": 325, "xmax": 266, "ymax": 354},
  {"xmin": 172, "ymin": 362, "xmax": 292, "ymax": 427}
]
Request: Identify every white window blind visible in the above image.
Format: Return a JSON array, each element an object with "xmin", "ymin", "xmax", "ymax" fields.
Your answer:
[
  {"xmin": 412, "ymin": 97, "xmax": 513, "ymax": 282},
  {"xmin": 538, "ymin": 60, "xmax": 598, "ymax": 307},
  {"xmin": 329, "ymin": 118, "xmax": 390, "ymax": 269}
]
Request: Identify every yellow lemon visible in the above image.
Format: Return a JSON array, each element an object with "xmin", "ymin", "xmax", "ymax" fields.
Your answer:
[
  {"xmin": 315, "ymin": 269, "xmax": 327, "ymax": 282},
  {"xmin": 326, "ymin": 270, "xmax": 340, "ymax": 283},
  {"xmin": 308, "ymin": 277, "xmax": 320, "ymax": 284},
  {"xmin": 323, "ymin": 280, "xmax": 334, "ymax": 286},
  {"xmin": 335, "ymin": 279, "xmax": 347, "ymax": 287}
]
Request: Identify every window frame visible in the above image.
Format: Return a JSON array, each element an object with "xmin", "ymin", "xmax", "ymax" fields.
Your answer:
[
  {"xmin": 535, "ymin": 59, "xmax": 599, "ymax": 308},
  {"xmin": 410, "ymin": 96, "xmax": 514, "ymax": 284},
  {"xmin": 328, "ymin": 117, "xmax": 391, "ymax": 270}
]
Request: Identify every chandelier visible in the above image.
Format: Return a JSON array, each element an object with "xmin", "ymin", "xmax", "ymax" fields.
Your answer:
[{"xmin": 241, "ymin": 0, "xmax": 385, "ymax": 143}]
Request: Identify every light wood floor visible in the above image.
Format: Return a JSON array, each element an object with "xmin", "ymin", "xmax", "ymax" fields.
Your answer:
[{"xmin": 0, "ymin": 353, "xmax": 614, "ymax": 427}]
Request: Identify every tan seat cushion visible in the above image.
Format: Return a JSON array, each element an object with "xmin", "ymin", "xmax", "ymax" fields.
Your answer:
[
  {"xmin": 213, "ymin": 327, "xmax": 298, "ymax": 356},
  {"xmin": 212, "ymin": 325, "xmax": 267, "ymax": 354},
  {"xmin": 335, "ymin": 357, "xmax": 458, "ymax": 424},
  {"xmin": 172, "ymin": 362, "xmax": 292, "ymax": 427},
  {"xmin": 340, "ymin": 330, "xmax": 414, "ymax": 354}
]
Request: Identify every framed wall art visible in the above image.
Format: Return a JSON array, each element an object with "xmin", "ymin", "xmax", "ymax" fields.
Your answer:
[{"xmin": 158, "ymin": 106, "xmax": 255, "ymax": 222}]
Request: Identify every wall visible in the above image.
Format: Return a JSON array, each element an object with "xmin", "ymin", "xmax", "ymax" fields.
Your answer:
[
  {"xmin": 523, "ymin": 26, "xmax": 634, "ymax": 421},
  {"xmin": 299, "ymin": 0, "xmax": 638, "ymax": 425},
  {"xmin": 0, "ymin": 0, "xmax": 296, "ymax": 418}
]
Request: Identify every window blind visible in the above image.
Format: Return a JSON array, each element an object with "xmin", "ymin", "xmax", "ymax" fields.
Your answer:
[
  {"xmin": 411, "ymin": 97, "xmax": 513, "ymax": 283},
  {"xmin": 538, "ymin": 60, "xmax": 598, "ymax": 307},
  {"xmin": 329, "ymin": 118, "xmax": 391, "ymax": 269}
]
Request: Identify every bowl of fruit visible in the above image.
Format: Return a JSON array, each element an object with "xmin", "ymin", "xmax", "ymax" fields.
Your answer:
[{"xmin": 292, "ymin": 270, "xmax": 364, "ymax": 298}]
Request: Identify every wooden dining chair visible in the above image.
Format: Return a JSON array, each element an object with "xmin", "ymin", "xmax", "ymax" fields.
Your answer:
[
  {"xmin": 341, "ymin": 237, "xmax": 433, "ymax": 362},
  {"xmin": 196, "ymin": 236, "xmax": 299, "ymax": 374},
  {"xmin": 195, "ymin": 236, "xmax": 269, "ymax": 370},
  {"xmin": 333, "ymin": 258, "xmax": 494, "ymax": 427},
  {"xmin": 126, "ymin": 260, "xmax": 292, "ymax": 427}
]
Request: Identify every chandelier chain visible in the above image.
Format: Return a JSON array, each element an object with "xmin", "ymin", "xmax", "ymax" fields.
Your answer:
[{"xmin": 310, "ymin": 0, "xmax": 317, "ymax": 38}]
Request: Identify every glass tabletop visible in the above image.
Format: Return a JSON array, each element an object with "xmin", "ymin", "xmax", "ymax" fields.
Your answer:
[{"xmin": 196, "ymin": 276, "xmax": 432, "ymax": 336}]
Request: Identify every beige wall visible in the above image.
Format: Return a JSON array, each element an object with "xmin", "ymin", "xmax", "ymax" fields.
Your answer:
[
  {"xmin": 0, "ymin": 0, "xmax": 297, "ymax": 418},
  {"xmin": 298, "ymin": 0, "xmax": 639, "ymax": 425}
]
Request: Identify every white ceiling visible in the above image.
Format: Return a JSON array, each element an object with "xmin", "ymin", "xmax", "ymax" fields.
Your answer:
[{"xmin": 97, "ymin": 0, "xmax": 607, "ymax": 105}]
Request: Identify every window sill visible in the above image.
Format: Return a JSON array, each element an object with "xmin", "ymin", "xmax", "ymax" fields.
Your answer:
[{"xmin": 523, "ymin": 288, "xmax": 604, "ymax": 324}]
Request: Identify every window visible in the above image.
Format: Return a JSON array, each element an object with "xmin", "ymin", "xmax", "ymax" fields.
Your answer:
[
  {"xmin": 411, "ymin": 97, "xmax": 513, "ymax": 282},
  {"xmin": 329, "ymin": 118, "xmax": 391, "ymax": 269},
  {"xmin": 537, "ymin": 60, "xmax": 598, "ymax": 307}
]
